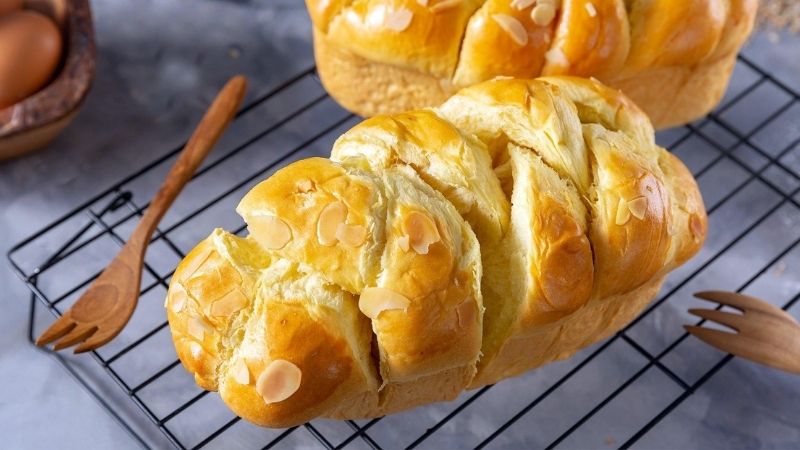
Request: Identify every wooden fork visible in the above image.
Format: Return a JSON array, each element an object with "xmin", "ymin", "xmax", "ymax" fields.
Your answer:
[
  {"xmin": 36, "ymin": 76, "xmax": 248, "ymax": 353},
  {"xmin": 686, "ymin": 291, "xmax": 800, "ymax": 375}
]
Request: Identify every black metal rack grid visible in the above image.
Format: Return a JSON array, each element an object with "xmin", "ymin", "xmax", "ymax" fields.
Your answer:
[{"xmin": 8, "ymin": 54, "xmax": 800, "ymax": 450}]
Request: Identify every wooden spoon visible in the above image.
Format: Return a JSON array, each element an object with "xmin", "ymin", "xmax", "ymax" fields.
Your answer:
[{"xmin": 36, "ymin": 75, "xmax": 247, "ymax": 353}]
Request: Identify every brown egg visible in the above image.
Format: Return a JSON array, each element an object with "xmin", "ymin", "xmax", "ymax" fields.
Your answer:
[
  {"xmin": 0, "ymin": 10, "xmax": 63, "ymax": 108},
  {"xmin": 0, "ymin": 0, "xmax": 23, "ymax": 16}
]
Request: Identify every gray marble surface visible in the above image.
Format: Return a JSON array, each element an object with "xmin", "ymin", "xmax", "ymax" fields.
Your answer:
[{"xmin": 1, "ymin": 1, "xmax": 799, "ymax": 449}]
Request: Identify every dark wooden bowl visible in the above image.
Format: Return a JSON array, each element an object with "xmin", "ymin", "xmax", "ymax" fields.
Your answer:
[{"xmin": 0, "ymin": 0, "xmax": 95, "ymax": 160}]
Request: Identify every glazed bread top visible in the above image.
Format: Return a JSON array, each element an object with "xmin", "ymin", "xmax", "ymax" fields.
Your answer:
[
  {"xmin": 334, "ymin": 76, "xmax": 706, "ymax": 373},
  {"xmin": 166, "ymin": 77, "xmax": 706, "ymax": 428},
  {"xmin": 236, "ymin": 158, "xmax": 484, "ymax": 384},
  {"xmin": 307, "ymin": 0, "xmax": 756, "ymax": 86},
  {"xmin": 169, "ymin": 157, "xmax": 484, "ymax": 426},
  {"xmin": 167, "ymin": 231, "xmax": 382, "ymax": 426}
]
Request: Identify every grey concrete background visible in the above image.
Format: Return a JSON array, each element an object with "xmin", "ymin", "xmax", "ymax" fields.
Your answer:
[{"xmin": 1, "ymin": 1, "xmax": 798, "ymax": 449}]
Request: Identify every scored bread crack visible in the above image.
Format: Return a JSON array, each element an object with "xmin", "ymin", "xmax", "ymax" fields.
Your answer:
[{"xmin": 207, "ymin": 234, "xmax": 267, "ymax": 391}]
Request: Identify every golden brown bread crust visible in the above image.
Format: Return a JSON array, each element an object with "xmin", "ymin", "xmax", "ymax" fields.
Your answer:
[
  {"xmin": 346, "ymin": 76, "xmax": 706, "ymax": 384},
  {"xmin": 309, "ymin": 0, "xmax": 757, "ymax": 128},
  {"xmin": 221, "ymin": 297, "xmax": 372, "ymax": 427},
  {"xmin": 622, "ymin": 0, "xmax": 727, "ymax": 73},
  {"xmin": 168, "ymin": 232, "xmax": 381, "ymax": 427},
  {"xmin": 507, "ymin": 145, "xmax": 593, "ymax": 321},
  {"xmin": 236, "ymin": 157, "xmax": 384, "ymax": 294},
  {"xmin": 453, "ymin": 0, "xmax": 556, "ymax": 86},
  {"xmin": 236, "ymin": 158, "xmax": 483, "ymax": 385},
  {"xmin": 542, "ymin": 0, "xmax": 629, "ymax": 78},
  {"xmin": 313, "ymin": 28, "xmax": 452, "ymax": 120},
  {"xmin": 331, "ymin": 108, "xmax": 510, "ymax": 244},
  {"xmin": 167, "ymin": 76, "xmax": 707, "ymax": 427},
  {"xmin": 470, "ymin": 275, "xmax": 664, "ymax": 387},
  {"xmin": 324, "ymin": 0, "xmax": 483, "ymax": 79}
]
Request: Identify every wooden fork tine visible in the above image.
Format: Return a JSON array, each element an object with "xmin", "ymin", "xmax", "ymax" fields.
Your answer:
[
  {"xmin": 694, "ymin": 291, "xmax": 794, "ymax": 321},
  {"xmin": 694, "ymin": 290, "xmax": 758, "ymax": 311},
  {"xmin": 52, "ymin": 323, "xmax": 98, "ymax": 351},
  {"xmin": 685, "ymin": 325, "xmax": 800, "ymax": 374},
  {"xmin": 684, "ymin": 325, "xmax": 744, "ymax": 355},
  {"xmin": 688, "ymin": 308, "xmax": 747, "ymax": 331},
  {"xmin": 35, "ymin": 315, "xmax": 77, "ymax": 347},
  {"xmin": 684, "ymin": 324, "xmax": 771, "ymax": 368},
  {"xmin": 73, "ymin": 327, "xmax": 117, "ymax": 354}
]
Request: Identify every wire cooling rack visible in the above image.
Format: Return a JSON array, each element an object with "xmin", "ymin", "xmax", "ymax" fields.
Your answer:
[{"xmin": 8, "ymin": 54, "xmax": 800, "ymax": 449}]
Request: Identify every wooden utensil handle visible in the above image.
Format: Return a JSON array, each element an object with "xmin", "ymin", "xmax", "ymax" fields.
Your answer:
[{"xmin": 131, "ymin": 76, "xmax": 248, "ymax": 246}]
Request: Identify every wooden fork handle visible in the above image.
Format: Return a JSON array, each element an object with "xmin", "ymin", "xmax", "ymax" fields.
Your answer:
[{"xmin": 131, "ymin": 76, "xmax": 248, "ymax": 247}]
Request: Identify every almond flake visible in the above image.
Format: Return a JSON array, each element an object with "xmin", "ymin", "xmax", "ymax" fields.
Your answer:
[
  {"xmin": 210, "ymin": 289, "xmax": 248, "ymax": 317},
  {"xmin": 231, "ymin": 358, "xmax": 250, "ymax": 385},
  {"xmin": 417, "ymin": 0, "xmax": 429, "ymax": 6},
  {"xmin": 511, "ymin": 0, "xmax": 536, "ymax": 10},
  {"xmin": 492, "ymin": 14, "xmax": 529, "ymax": 46},
  {"xmin": 359, "ymin": 287, "xmax": 411, "ymax": 319},
  {"xmin": 667, "ymin": 220, "xmax": 678, "ymax": 236},
  {"xmin": 365, "ymin": 4, "xmax": 387, "ymax": 27},
  {"xmin": 189, "ymin": 342, "xmax": 203, "ymax": 359},
  {"xmin": 188, "ymin": 317, "xmax": 213, "ymax": 341},
  {"xmin": 169, "ymin": 284, "xmax": 188, "ymax": 313},
  {"xmin": 430, "ymin": 0, "xmax": 460, "ymax": 13},
  {"xmin": 180, "ymin": 247, "xmax": 212, "ymax": 281},
  {"xmin": 297, "ymin": 179, "xmax": 315, "ymax": 193},
  {"xmin": 545, "ymin": 46, "xmax": 569, "ymax": 67},
  {"xmin": 531, "ymin": 4, "xmax": 556, "ymax": 26},
  {"xmin": 439, "ymin": 77, "xmax": 454, "ymax": 93},
  {"xmin": 397, "ymin": 235, "xmax": 410, "ymax": 252},
  {"xmin": 385, "ymin": 8, "xmax": 413, "ymax": 31},
  {"xmin": 318, "ymin": 201, "xmax": 348, "ymax": 246},
  {"xmin": 249, "ymin": 215, "xmax": 292, "ymax": 250},
  {"xmin": 257, "ymin": 359, "xmax": 302, "ymax": 404},
  {"xmin": 345, "ymin": 10, "xmax": 361, "ymax": 25},
  {"xmin": 689, "ymin": 213, "xmax": 704, "ymax": 241},
  {"xmin": 403, "ymin": 211, "xmax": 441, "ymax": 255},
  {"xmin": 336, "ymin": 223, "xmax": 367, "ymax": 247},
  {"xmin": 456, "ymin": 298, "xmax": 475, "ymax": 328},
  {"xmin": 628, "ymin": 197, "xmax": 648, "ymax": 220},
  {"xmin": 615, "ymin": 197, "xmax": 631, "ymax": 225},
  {"xmin": 584, "ymin": 2, "xmax": 597, "ymax": 17}
]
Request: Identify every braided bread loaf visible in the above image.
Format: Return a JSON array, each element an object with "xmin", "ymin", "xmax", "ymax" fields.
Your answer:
[
  {"xmin": 166, "ymin": 77, "xmax": 706, "ymax": 427},
  {"xmin": 307, "ymin": 0, "xmax": 757, "ymax": 129}
]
